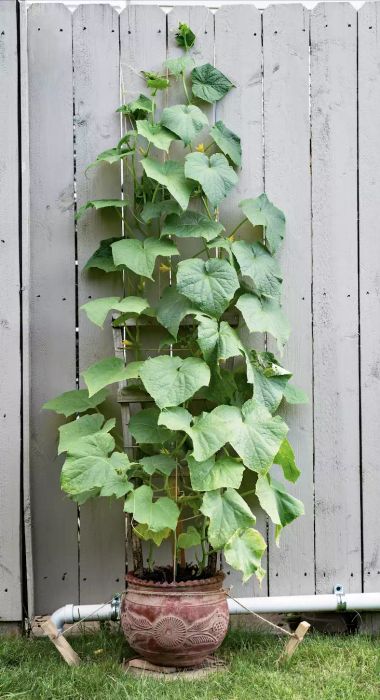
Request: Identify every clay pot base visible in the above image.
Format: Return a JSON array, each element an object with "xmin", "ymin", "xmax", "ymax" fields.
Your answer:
[{"xmin": 123, "ymin": 655, "xmax": 227, "ymax": 681}]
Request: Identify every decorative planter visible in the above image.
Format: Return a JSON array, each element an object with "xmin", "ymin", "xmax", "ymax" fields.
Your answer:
[{"xmin": 121, "ymin": 572, "xmax": 229, "ymax": 667}]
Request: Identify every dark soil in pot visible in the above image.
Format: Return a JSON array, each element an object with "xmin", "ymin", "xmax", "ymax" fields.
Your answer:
[{"xmin": 121, "ymin": 568, "xmax": 229, "ymax": 668}]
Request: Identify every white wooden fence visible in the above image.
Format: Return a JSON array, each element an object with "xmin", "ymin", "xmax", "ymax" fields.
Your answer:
[{"xmin": 1, "ymin": 0, "xmax": 380, "ymax": 620}]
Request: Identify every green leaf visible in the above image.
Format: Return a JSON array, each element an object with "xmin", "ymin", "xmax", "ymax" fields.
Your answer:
[
  {"xmin": 283, "ymin": 383, "xmax": 309, "ymax": 405},
  {"xmin": 188, "ymin": 455, "xmax": 244, "ymax": 491},
  {"xmin": 224, "ymin": 528, "xmax": 266, "ymax": 583},
  {"xmin": 81, "ymin": 296, "xmax": 150, "ymax": 328},
  {"xmin": 161, "ymin": 211, "xmax": 224, "ymax": 242},
  {"xmin": 232, "ymin": 241, "xmax": 282, "ymax": 299},
  {"xmin": 58, "ymin": 413, "xmax": 114, "ymax": 455},
  {"xmin": 136, "ymin": 120, "xmax": 178, "ymax": 152},
  {"xmin": 191, "ymin": 64, "xmax": 234, "ymax": 103},
  {"xmin": 177, "ymin": 258, "xmax": 239, "ymax": 318},
  {"xmin": 111, "ymin": 238, "xmax": 178, "ymax": 280},
  {"xmin": 141, "ymin": 158, "xmax": 193, "ymax": 210},
  {"xmin": 123, "ymin": 360, "xmax": 145, "ymax": 380},
  {"xmin": 84, "ymin": 237, "xmax": 121, "ymax": 273},
  {"xmin": 158, "ymin": 407, "xmax": 192, "ymax": 433},
  {"xmin": 83, "ymin": 357, "xmax": 131, "ymax": 397},
  {"xmin": 200, "ymin": 488, "xmax": 255, "ymax": 549},
  {"xmin": 139, "ymin": 454, "xmax": 176, "ymax": 477},
  {"xmin": 124, "ymin": 484, "xmax": 179, "ymax": 532},
  {"xmin": 141, "ymin": 199, "xmax": 181, "ymax": 223},
  {"xmin": 256, "ymin": 475, "xmax": 304, "ymax": 542},
  {"xmin": 164, "ymin": 56, "xmax": 194, "ymax": 77},
  {"xmin": 139, "ymin": 355, "xmax": 210, "ymax": 409},
  {"xmin": 76, "ymin": 199, "xmax": 128, "ymax": 220},
  {"xmin": 156, "ymin": 286, "xmax": 197, "ymax": 339},
  {"xmin": 239, "ymin": 194, "xmax": 285, "ymax": 255},
  {"xmin": 126, "ymin": 94, "xmax": 154, "ymax": 114},
  {"xmin": 100, "ymin": 454, "xmax": 134, "ymax": 498},
  {"xmin": 274, "ymin": 439, "xmax": 300, "ymax": 483},
  {"xmin": 187, "ymin": 399, "xmax": 288, "ymax": 469},
  {"xmin": 177, "ymin": 526, "xmax": 201, "ymax": 549},
  {"xmin": 185, "ymin": 152, "xmax": 238, "ymax": 208},
  {"xmin": 142, "ymin": 71, "xmax": 169, "ymax": 91},
  {"xmin": 43, "ymin": 388, "xmax": 107, "ymax": 417},
  {"xmin": 129, "ymin": 407, "xmax": 172, "ymax": 445},
  {"xmin": 210, "ymin": 121, "xmax": 241, "ymax": 166},
  {"xmin": 175, "ymin": 22, "xmax": 196, "ymax": 51},
  {"xmin": 134, "ymin": 523, "xmax": 171, "ymax": 546},
  {"xmin": 236, "ymin": 294, "xmax": 290, "ymax": 353},
  {"xmin": 245, "ymin": 350, "xmax": 291, "ymax": 414},
  {"xmin": 161, "ymin": 104, "xmax": 208, "ymax": 146},
  {"xmin": 86, "ymin": 147, "xmax": 134, "ymax": 170},
  {"xmin": 196, "ymin": 314, "xmax": 241, "ymax": 362}
]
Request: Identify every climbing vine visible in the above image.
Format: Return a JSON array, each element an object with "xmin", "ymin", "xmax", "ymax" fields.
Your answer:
[{"xmin": 45, "ymin": 22, "xmax": 306, "ymax": 583}]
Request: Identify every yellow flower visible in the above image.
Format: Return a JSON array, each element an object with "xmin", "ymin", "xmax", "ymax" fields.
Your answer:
[
  {"xmin": 228, "ymin": 234, "xmax": 235, "ymax": 242},
  {"xmin": 121, "ymin": 339, "xmax": 134, "ymax": 347},
  {"xmin": 159, "ymin": 263, "xmax": 171, "ymax": 273},
  {"xmin": 196, "ymin": 143, "xmax": 205, "ymax": 153}
]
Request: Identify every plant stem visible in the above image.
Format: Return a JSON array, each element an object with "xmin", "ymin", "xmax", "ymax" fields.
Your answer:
[
  {"xmin": 229, "ymin": 217, "xmax": 248, "ymax": 239},
  {"xmin": 182, "ymin": 70, "xmax": 191, "ymax": 105}
]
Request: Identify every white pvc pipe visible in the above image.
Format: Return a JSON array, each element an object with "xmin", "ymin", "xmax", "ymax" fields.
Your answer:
[{"xmin": 50, "ymin": 592, "xmax": 380, "ymax": 634}]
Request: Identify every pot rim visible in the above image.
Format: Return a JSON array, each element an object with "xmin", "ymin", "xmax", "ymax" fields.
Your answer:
[{"xmin": 126, "ymin": 570, "xmax": 225, "ymax": 591}]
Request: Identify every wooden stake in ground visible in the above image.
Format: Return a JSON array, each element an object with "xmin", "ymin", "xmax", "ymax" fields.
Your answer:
[
  {"xmin": 42, "ymin": 619, "xmax": 81, "ymax": 666},
  {"xmin": 277, "ymin": 621, "xmax": 311, "ymax": 664}
]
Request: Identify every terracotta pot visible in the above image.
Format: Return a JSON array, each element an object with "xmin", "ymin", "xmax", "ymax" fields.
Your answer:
[{"xmin": 121, "ymin": 572, "xmax": 229, "ymax": 667}]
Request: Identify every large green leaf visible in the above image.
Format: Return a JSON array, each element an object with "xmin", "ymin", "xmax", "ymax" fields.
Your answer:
[
  {"xmin": 99, "ymin": 454, "xmax": 134, "ymax": 498},
  {"xmin": 76, "ymin": 199, "xmax": 128, "ymax": 220},
  {"xmin": 139, "ymin": 355, "xmax": 210, "ymax": 409},
  {"xmin": 188, "ymin": 455, "xmax": 244, "ymax": 491},
  {"xmin": 84, "ymin": 237, "xmax": 121, "ymax": 273},
  {"xmin": 196, "ymin": 314, "xmax": 242, "ymax": 362},
  {"xmin": 177, "ymin": 258, "xmax": 239, "ymax": 318},
  {"xmin": 185, "ymin": 152, "xmax": 238, "ymax": 208},
  {"xmin": 245, "ymin": 350, "xmax": 291, "ymax": 414},
  {"xmin": 236, "ymin": 294, "xmax": 290, "ymax": 353},
  {"xmin": 111, "ymin": 238, "xmax": 178, "ymax": 280},
  {"xmin": 139, "ymin": 454, "xmax": 176, "ymax": 477},
  {"xmin": 239, "ymin": 194, "xmax": 286, "ymax": 255},
  {"xmin": 232, "ymin": 241, "xmax": 282, "ymax": 299},
  {"xmin": 141, "ymin": 158, "xmax": 193, "ymax": 210},
  {"xmin": 43, "ymin": 388, "xmax": 107, "ymax": 417},
  {"xmin": 200, "ymin": 488, "xmax": 255, "ymax": 549},
  {"xmin": 58, "ymin": 413, "xmax": 114, "ymax": 455},
  {"xmin": 186, "ymin": 399, "xmax": 287, "ymax": 468},
  {"xmin": 83, "ymin": 357, "xmax": 131, "ymax": 397},
  {"xmin": 156, "ymin": 286, "xmax": 197, "ymax": 339},
  {"xmin": 161, "ymin": 104, "xmax": 208, "ymax": 146},
  {"xmin": 124, "ymin": 484, "xmax": 179, "ymax": 532},
  {"xmin": 256, "ymin": 475, "xmax": 304, "ymax": 542},
  {"xmin": 274, "ymin": 439, "xmax": 300, "ymax": 483},
  {"xmin": 210, "ymin": 121, "xmax": 241, "ymax": 166},
  {"xmin": 141, "ymin": 199, "xmax": 181, "ymax": 223},
  {"xmin": 161, "ymin": 211, "xmax": 224, "ymax": 242},
  {"xmin": 136, "ymin": 120, "xmax": 178, "ymax": 152},
  {"xmin": 129, "ymin": 407, "xmax": 172, "ymax": 444},
  {"xmin": 191, "ymin": 64, "xmax": 234, "ymax": 103},
  {"xmin": 61, "ymin": 443, "xmax": 131, "ymax": 500},
  {"xmin": 134, "ymin": 523, "xmax": 171, "ymax": 546},
  {"xmin": 81, "ymin": 296, "xmax": 150, "ymax": 328},
  {"xmin": 158, "ymin": 406, "xmax": 192, "ymax": 433},
  {"xmin": 224, "ymin": 528, "xmax": 266, "ymax": 582}
]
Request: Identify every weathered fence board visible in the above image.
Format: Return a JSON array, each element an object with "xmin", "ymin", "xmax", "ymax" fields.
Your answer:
[
  {"xmin": 0, "ymin": 0, "xmax": 22, "ymax": 622},
  {"xmin": 263, "ymin": 3, "xmax": 314, "ymax": 596},
  {"xmin": 311, "ymin": 2, "xmax": 361, "ymax": 594},
  {"xmin": 5, "ymin": 2, "xmax": 380, "ymax": 620},
  {"xmin": 28, "ymin": 3, "xmax": 79, "ymax": 613},
  {"xmin": 358, "ymin": 2, "xmax": 380, "ymax": 594},
  {"xmin": 215, "ymin": 4, "xmax": 267, "ymax": 597},
  {"xmin": 73, "ymin": 2, "xmax": 125, "ymax": 605}
]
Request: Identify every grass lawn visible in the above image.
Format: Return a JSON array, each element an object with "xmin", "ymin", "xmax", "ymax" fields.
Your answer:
[{"xmin": 0, "ymin": 628, "xmax": 379, "ymax": 700}]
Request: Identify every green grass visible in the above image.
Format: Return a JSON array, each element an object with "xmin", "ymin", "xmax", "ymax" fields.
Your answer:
[{"xmin": 0, "ymin": 628, "xmax": 379, "ymax": 700}]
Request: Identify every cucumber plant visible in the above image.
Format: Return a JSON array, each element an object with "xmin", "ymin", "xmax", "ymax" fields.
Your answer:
[{"xmin": 44, "ymin": 22, "xmax": 306, "ymax": 583}]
